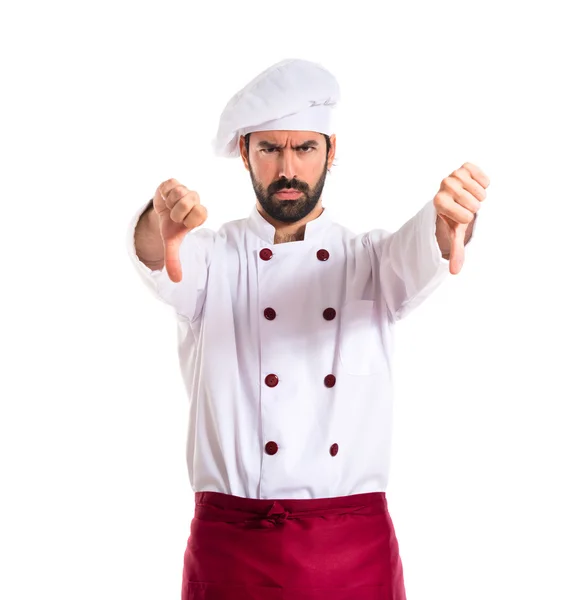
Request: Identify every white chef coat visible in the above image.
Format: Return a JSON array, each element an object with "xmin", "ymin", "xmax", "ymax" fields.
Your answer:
[{"xmin": 126, "ymin": 199, "xmax": 477, "ymax": 499}]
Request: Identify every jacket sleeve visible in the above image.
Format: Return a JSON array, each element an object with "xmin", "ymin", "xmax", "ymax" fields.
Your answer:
[
  {"xmin": 363, "ymin": 199, "xmax": 479, "ymax": 322},
  {"xmin": 125, "ymin": 200, "xmax": 215, "ymax": 322}
]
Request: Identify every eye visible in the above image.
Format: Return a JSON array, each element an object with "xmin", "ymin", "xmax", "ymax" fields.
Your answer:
[
  {"xmin": 297, "ymin": 146, "xmax": 314, "ymax": 152},
  {"xmin": 261, "ymin": 147, "xmax": 279, "ymax": 154}
]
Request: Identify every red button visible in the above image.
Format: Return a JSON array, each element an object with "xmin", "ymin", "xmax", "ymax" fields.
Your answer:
[
  {"xmin": 330, "ymin": 443, "xmax": 339, "ymax": 457},
  {"xmin": 317, "ymin": 249, "xmax": 330, "ymax": 261},
  {"xmin": 260, "ymin": 248, "xmax": 273, "ymax": 261},
  {"xmin": 324, "ymin": 374, "xmax": 336, "ymax": 388},
  {"xmin": 265, "ymin": 441, "xmax": 279, "ymax": 455},
  {"xmin": 323, "ymin": 308, "xmax": 336, "ymax": 321},
  {"xmin": 264, "ymin": 307, "xmax": 277, "ymax": 320},
  {"xmin": 265, "ymin": 374, "xmax": 279, "ymax": 387}
]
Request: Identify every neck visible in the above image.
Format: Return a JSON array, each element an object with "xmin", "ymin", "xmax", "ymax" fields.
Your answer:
[{"xmin": 256, "ymin": 201, "xmax": 324, "ymax": 244}]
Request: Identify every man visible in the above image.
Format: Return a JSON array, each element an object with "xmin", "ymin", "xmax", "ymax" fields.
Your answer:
[{"xmin": 127, "ymin": 59, "xmax": 489, "ymax": 600}]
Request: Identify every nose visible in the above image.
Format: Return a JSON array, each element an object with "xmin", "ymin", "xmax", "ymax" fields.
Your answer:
[{"xmin": 278, "ymin": 148, "xmax": 297, "ymax": 180}]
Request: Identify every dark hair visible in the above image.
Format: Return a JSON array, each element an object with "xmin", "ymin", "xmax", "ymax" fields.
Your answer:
[{"xmin": 244, "ymin": 132, "xmax": 331, "ymax": 158}]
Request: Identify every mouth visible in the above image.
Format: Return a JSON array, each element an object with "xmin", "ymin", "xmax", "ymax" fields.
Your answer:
[{"xmin": 274, "ymin": 190, "xmax": 303, "ymax": 199}]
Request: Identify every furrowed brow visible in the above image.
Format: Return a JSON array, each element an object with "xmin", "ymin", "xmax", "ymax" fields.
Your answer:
[
  {"xmin": 256, "ymin": 140, "xmax": 320, "ymax": 149},
  {"xmin": 293, "ymin": 140, "xmax": 319, "ymax": 149},
  {"xmin": 257, "ymin": 141, "xmax": 281, "ymax": 149}
]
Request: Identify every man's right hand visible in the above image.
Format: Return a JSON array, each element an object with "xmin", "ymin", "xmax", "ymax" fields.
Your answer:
[{"xmin": 153, "ymin": 178, "xmax": 208, "ymax": 283}]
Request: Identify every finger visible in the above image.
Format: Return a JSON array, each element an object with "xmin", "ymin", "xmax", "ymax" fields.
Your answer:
[
  {"xmin": 449, "ymin": 224, "xmax": 466, "ymax": 275},
  {"xmin": 157, "ymin": 179, "xmax": 183, "ymax": 207},
  {"xmin": 158, "ymin": 178, "xmax": 181, "ymax": 196},
  {"xmin": 157, "ymin": 178, "xmax": 179, "ymax": 199},
  {"xmin": 164, "ymin": 184, "xmax": 190, "ymax": 210},
  {"xmin": 153, "ymin": 188, "xmax": 165, "ymax": 210},
  {"xmin": 459, "ymin": 162, "xmax": 490, "ymax": 189},
  {"xmin": 163, "ymin": 237, "xmax": 183, "ymax": 283},
  {"xmin": 170, "ymin": 191, "xmax": 200, "ymax": 223},
  {"xmin": 441, "ymin": 178, "xmax": 482, "ymax": 213},
  {"xmin": 450, "ymin": 167, "xmax": 487, "ymax": 202},
  {"xmin": 434, "ymin": 191, "xmax": 475, "ymax": 224},
  {"xmin": 183, "ymin": 204, "xmax": 208, "ymax": 230},
  {"xmin": 155, "ymin": 180, "xmax": 179, "ymax": 211}
]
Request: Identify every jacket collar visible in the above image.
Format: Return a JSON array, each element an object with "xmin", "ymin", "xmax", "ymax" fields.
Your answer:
[{"xmin": 247, "ymin": 204, "xmax": 332, "ymax": 244}]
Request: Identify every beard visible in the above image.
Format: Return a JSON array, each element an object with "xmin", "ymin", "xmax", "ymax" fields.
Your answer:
[{"xmin": 249, "ymin": 160, "xmax": 328, "ymax": 223}]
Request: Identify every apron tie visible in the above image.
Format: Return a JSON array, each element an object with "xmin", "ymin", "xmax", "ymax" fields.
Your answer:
[
  {"xmin": 194, "ymin": 492, "xmax": 385, "ymax": 529},
  {"xmin": 263, "ymin": 501, "xmax": 291, "ymax": 526}
]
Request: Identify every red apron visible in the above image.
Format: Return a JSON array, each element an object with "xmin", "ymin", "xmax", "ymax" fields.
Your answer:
[{"xmin": 181, "ymin": 491, "xmax": 407, "ymax": 600}]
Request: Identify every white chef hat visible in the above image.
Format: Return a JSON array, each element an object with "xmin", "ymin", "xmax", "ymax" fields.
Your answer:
[{"xmin": 213, "ymin": 58, "xmax": 340, "ymax": 158}]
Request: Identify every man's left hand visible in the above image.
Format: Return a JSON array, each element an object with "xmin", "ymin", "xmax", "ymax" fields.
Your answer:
[{"xmin": 433, "ymin": 162, "xmax": 490, "ymax": 275}]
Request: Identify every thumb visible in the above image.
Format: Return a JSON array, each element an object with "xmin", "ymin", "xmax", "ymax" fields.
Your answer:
[
  {"xmin": 449, "ymin": 223, "xmax": 467, "ymax": 275},
  {"xmin": 163, "ymin": 235, "xmax": 184, "ymax": 283}
]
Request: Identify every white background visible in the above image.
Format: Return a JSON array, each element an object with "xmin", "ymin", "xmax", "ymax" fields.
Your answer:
[{"xmin": 1, "ymin": 0, "xmax": 572, "ymax": 598}]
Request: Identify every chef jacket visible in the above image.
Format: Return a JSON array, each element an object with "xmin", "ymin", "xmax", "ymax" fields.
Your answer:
[{"xmin": 126, "ymin": 199, "xmax": 477, "ymax": 500}]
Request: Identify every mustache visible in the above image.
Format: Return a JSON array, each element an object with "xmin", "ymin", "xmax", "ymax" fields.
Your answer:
[{"xmin": 268, "ymin": 178, "xmax": 309, "ymax": 195}]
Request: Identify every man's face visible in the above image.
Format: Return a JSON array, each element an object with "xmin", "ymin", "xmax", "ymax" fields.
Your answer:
[{"xmin": 240, "ymin": 130, "xmax": 336, "ymax": 223}]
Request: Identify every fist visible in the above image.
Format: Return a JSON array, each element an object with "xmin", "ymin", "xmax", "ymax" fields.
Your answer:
[
  {"xmin": 153, "ymin": 178, "xmax": 208, "ymax": 282},
  {"xmin": 433, "ymin": 162, "xmax": 490, "ymax": 275}
]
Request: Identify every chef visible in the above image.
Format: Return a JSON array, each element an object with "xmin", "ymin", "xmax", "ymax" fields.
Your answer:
[{"xmin": 126, "ymin": 58, "xmax": 489, "ymax": 600}]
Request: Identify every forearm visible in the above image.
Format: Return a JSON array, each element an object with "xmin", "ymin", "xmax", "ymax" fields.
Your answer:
[{"xmin": 134, "ymin": 200, "xmax": 165, "ymax": 270}]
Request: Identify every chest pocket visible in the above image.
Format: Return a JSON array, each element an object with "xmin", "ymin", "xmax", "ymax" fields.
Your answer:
[{"xmin": 338, "ymin": 300, "xmax": 384, "ymax": 376}]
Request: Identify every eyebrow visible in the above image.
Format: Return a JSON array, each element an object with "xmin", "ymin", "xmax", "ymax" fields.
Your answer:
[{"xmin": 256, "ymin": 140, "xmax": 320, "ymax": 149}]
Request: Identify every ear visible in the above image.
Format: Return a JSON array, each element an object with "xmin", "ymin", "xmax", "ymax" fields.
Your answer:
[
  {"xmin": 239, "ymin": 136, "xmax": 250, "ymax": 171},
  {"xmin": 327, "ymin": 134, "xmax": 336, "ymax": 170}
]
